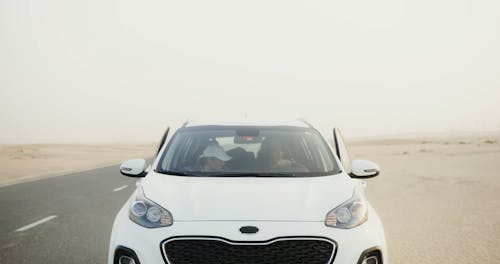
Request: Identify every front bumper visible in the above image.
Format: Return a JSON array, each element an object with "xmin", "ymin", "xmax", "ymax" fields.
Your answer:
[{"xmin": 108, "ymin": 204, "xmax": 387, "ymax": 264}]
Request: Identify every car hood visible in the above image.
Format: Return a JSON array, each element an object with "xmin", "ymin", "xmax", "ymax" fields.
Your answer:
[{"xmin": 140, "ymin": 172, "xmax": 355, "ymax": 222}]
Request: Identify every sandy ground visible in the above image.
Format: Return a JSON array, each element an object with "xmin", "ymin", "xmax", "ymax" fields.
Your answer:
[
  {"xmin": 1, "ymin": 137, "xmax": 499, "ymax": 263},
  {"xmin": 349, "ymin": 136, "xmax": 500, "ymax": 263},
  {"xmin": 0, "ymin": 144, "xmax": 154, "ymax": 187}
]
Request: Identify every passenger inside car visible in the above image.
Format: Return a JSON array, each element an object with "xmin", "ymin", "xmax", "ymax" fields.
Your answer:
[
  {"xmin": 197, "ymin": 143, "xmax": 232, "ymax": 171},
  {"xmin": 225, "ymin": 147, "xmax": 256, "ymax": 171}
]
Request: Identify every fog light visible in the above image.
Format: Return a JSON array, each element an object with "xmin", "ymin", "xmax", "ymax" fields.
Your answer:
[
  {"xmin": 113, "ymin": 246, "xmax": 140, "ymax": 264},
  {"xmin": 357, "ymin": 248, "xmax": 382, "ymax": 264},
  {"xmin": 119, "ymin": 256, "xmax": 136, "ymax": 264},
  {"xmin": 362, "ymin": 256, "xmax": 378, "ymax": 264}
]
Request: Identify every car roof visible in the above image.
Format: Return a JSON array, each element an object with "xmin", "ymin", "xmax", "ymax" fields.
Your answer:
[{"xmin": 183, "ymin": 119, "xmax": 312, "ymax": 128}]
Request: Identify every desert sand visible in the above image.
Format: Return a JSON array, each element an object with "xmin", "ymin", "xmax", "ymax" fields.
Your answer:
[
  {"xmin": 349, "ymin": 136, "xmax": 500, "ymax": 263},
  {"xmin": 0, "ymin": 144, "xmax": 154, "ymax": 187},
  {"xmin": 0, "ymin": 137, "xmax": 499, "ymax": 263}
]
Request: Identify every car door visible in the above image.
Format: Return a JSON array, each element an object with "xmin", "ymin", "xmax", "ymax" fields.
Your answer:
[{"xmin": 333, "ymin": 127, "xmax": 352, "ymax": 174}]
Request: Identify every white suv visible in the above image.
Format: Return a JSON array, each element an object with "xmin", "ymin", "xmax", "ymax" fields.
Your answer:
[{"xmin": 108, "ymin": 120, "xmax": 387, "ymax": 264}]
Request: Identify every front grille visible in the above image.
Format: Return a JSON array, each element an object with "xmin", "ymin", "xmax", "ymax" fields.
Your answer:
[{"xmin": 161, "ymin": 236, "xmax": 336, "ymax": 264}]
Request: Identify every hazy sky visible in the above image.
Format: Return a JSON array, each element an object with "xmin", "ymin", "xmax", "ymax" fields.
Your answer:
[{"xmin": 1, "ymin": 0, "xmax": 499, "ymax": 143}]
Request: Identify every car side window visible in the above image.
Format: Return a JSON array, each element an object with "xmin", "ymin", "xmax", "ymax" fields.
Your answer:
[{"xmin": 334, "ymin": 128, "xmax": 352, "ymax": 173}]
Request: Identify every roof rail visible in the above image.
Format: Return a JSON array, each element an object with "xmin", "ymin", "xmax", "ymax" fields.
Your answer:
[
  {"xmin": 181, "ymin": 119, "xmax": 190, "ymax": 128},
  {"xmin": 297, "ymin": 118, "xmax": 313, "ymax": 128}
]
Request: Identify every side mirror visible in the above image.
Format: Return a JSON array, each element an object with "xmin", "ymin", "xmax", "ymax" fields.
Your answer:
[
  {"xmin": 120, "ymin": 159, "xmax": 147, "ymax": 177},
  {"xmin": 350, "ymin": 159, "xmax": 380, "ymax": 178}
]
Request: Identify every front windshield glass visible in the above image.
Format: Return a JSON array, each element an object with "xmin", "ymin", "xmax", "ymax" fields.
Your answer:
[{"xmin": 156, "ymin": 126, "xmax": 339, "ymax": 177}]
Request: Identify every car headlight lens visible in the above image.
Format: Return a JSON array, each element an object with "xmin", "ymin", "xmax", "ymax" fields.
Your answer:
[
  {"xmin": 131, "ymin": 201, "xmax": 147, "ymax": 217},
  {"xmin": 146, "ymin": 207, "xmax": 162, "ymax": 222},
  {"xmin": 129, "ymin": 186, "xmax": 173, "ymax": 228},
  {"xmin": 325, "ymin": 186, "xmax": 368, "ymax": 228}
]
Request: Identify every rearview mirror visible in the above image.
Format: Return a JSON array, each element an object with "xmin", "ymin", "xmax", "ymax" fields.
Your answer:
[
  {"xmin": 120, "ymin": 159, "xmax": 147, "ymax": 177},
  {"xmin": 350, "ymin": 159, "xmax": 380, "ymax": 178}
]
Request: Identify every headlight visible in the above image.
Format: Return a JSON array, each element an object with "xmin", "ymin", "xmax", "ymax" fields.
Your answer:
[
  {"xmin": 325, "ymin": 185, "xmax": 368, "ymax": 228},
  {"xmin": 129, "ymin": 185, "xmax": 173, "ymax": 228}
]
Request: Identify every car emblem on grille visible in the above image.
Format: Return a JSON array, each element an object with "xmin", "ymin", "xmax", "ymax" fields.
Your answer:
[{"xmin": 239, "ymin": 226, "xmax": 259, "ymax": 234}]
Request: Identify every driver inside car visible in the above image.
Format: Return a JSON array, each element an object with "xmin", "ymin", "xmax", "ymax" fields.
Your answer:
[{"xmin": 257, "ymin": 138, "xmax": 294, "ymax": 171}]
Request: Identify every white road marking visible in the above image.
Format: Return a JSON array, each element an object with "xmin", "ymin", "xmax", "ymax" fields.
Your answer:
[
  {"xmin": 15, "ymin": 215, "xmax": 58, "ymax": 232},
  {"xmin": 113, "ymin": 185, "xmax": 128, "ymax": 192}
]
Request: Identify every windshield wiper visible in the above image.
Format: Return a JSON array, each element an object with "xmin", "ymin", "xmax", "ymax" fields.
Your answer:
[
  {"xmin": 158, "ymin": 170, "xmax": 198, "ymax": 176},
  {"xmin": 157, "ymin": 170, "xmax": 297, "ymax": 177}
]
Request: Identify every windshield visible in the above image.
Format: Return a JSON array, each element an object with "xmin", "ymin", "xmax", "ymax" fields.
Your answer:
[{"xmin": 156, "ymin": 126, "xmax": 340, "ymax": 177}]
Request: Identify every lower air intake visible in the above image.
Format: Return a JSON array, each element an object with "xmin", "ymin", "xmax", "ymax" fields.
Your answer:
[{"xmin": 162, "ymin": 236, "xmax": 336, "ymax": 264}]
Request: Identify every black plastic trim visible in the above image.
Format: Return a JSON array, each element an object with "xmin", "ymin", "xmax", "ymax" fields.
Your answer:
[
  {"xmin": 356, "ymin": 246, "xmax": 383, "ymax": 264},
  {"xmin": 349, "ymin": 171, "xmax": 380, "ymax": 179},
  {"xmin": 333, "ymin": 128, "xmax": 341, "ymax": 161},
  {"xmin": 113, "ymin": 246, "xmax": 141, "ymax": 264},
  {"xmin": 154, "ymin": 127, "xmax": 170, "ymax": 159},
  {"xmin": 120, "ymin": 170, "xmax": 147, "ymax": 178},
  {"xmin": 159, "ymin": 235, "xmax": 338, "ymax": 264}
]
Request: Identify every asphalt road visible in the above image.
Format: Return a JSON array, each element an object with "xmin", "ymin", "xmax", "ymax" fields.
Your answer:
[{"xmin": 0, "ymin": 165, "xmax": 137, "ymax": 264}]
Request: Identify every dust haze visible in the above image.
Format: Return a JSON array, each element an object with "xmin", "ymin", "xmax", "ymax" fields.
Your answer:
[{"xmin": 1, "ymin": 0, "xmax": 499, "ymax": 143}]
